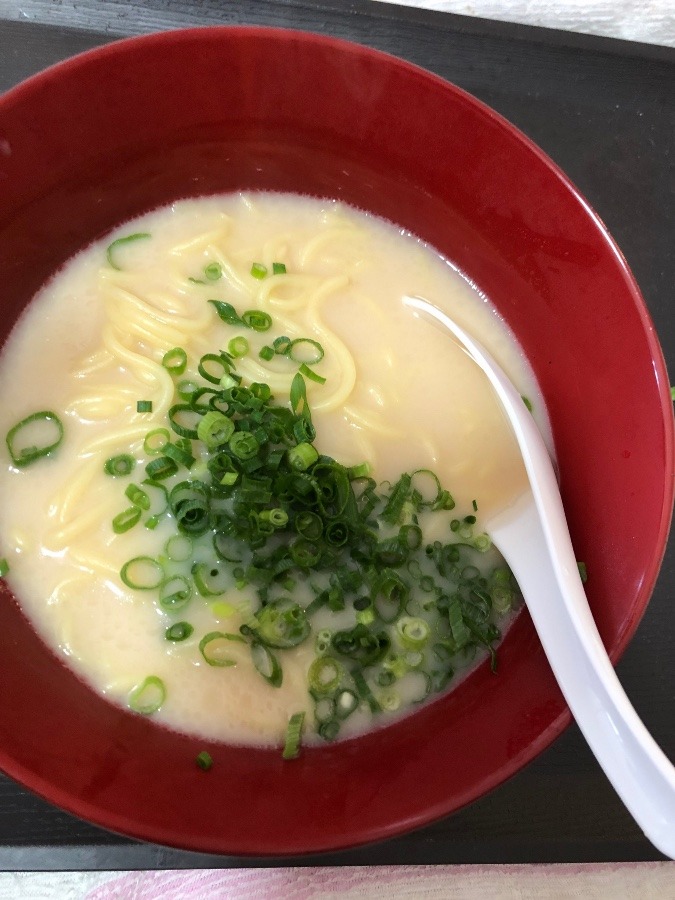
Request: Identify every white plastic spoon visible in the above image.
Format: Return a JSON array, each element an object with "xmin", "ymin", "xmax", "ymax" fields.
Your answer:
[{"xmin": 403, "ymin": 294, "xmax": 675, "ymax": 859}]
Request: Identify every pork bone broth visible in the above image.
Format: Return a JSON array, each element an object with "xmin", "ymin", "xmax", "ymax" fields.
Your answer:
[{"xmin": 0, "ymin": 193, "xmax": 544, "ymax": 751}]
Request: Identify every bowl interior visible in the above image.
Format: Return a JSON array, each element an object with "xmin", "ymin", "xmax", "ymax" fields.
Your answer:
[{"xmin": 0, "ymin": 27, "xmax": 671, "ymax": 855}]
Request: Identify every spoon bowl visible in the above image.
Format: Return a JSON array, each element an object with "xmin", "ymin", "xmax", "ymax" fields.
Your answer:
[{"xmin": 404, "ymin": 294, "xmax": 675, "ymax": 859}]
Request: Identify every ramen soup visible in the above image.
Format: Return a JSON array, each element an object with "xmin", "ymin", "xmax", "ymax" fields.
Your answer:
[{"xmin": 0, "ymin": 193, "xmax": 546, "ymax": 755}]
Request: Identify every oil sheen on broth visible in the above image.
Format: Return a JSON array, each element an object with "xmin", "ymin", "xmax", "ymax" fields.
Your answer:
[{"xmin": 0, "ymin": 193, "xmax": 544, "ymax": 749}]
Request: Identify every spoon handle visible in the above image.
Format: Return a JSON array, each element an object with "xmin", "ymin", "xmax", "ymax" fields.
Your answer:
[
  {"xmin": 403, "ymin": 295, "xmax": 675, "ymax": 858},
  {"xmin": 489, "ymin": 494, "xmax": 675, "ymax": 859}
]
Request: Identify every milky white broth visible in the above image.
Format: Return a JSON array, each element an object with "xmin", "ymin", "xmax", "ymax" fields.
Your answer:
[{"xmin": 0, "ymin": 193, "xmax": 546, "ymax": 748}]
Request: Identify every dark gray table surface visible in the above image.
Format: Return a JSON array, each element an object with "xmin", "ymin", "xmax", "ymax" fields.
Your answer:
[{"xmin": 0, "ymin": 0, "xmax": 673, "ymax": 870}]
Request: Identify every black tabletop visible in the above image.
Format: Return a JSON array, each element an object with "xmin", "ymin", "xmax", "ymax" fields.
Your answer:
[{"xmin": 0, "ymin": 0, "xmax": 673, "ymax": 869}]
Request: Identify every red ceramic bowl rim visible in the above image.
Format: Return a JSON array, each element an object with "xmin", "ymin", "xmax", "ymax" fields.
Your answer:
[{"xmin": 0, "ymin": 26, "xmax": 672, "ymax": 855}]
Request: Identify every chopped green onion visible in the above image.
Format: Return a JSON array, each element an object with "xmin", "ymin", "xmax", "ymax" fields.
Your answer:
[
  {"xmin": 396, "ymin": 616, "xmax": 430, "ymax": 650},
  {"xmin": 287, "ymin": 338, "xmax": 324, "ymax": 365},
  {"xmin": 125, "ymin": 483, "xmax": 150, "ymax": 510},
  {"xmin": 247, "ymin": 598, "xmax": 310, "ymax": 649},
  {"xmin": 163, "ymin": 441, "xmax": 196, "ymax": 469},
  {"xmin": 112, "ymin": 506, "xmax": 142, "ymax": 534},
  {"xmin": 204, "ymin": 263, "xmax": 222, "ymax": 281},
  {"xmin": 128, "ymin": 675, "xmax": 165, "ymax": 714},
  {"xmin": 522, "ymin": 395, "xmax": 533, "ymax": 412},
  {"xmin": 145, "ymin": 456, "xmax": 178, "ymax": 480},
  {"xmin": 192, "ymin": 561, "xmax": 230, "ymax": 596},
  {"xmin": 196, "ymin": 750, "xmax": 213, "ymax": 770},
  {"xmin": 472, "ymin": 533, "xmax": 492, "ymax": 552},
  {"xmin": 177, "ymin": 379, "xmax": 200, "ymax": 401},
  {"xmin": 229, "ymin": 431, "xmax": 259, "ymax": 460},
  {"xmin": 228, "ymin": 336, "xmax": 249, "ymax": 357},
  {"xmin": 298, "ymin": 363, "xmax": 326, "ymax": 385},
  {"xmin": 352, "ymin": 669, "xmax": 381, "ymax": 714},
  {"xmin": 162, "ymin": 347, "xmax": 188, "ymax": 375},
  {"xmin": 165, "ymin": 621, "xmax": 194, "ymax": 642},
  {"xmin": 0, "ymin": 558, "xmax": 9, "ymax": 577},
  {"xmin": 6, "ymin": 411, "xmax": 64, "ymax": 468},
  {"xmin": 379, "ymin": 689, "xmax": 401, "ymax": 712},
  {"xmin": 199, "ymin": 631, "xmax": 243, "ymax": 667},
  {"xmin": 137, "ymin": 400, "xmax": 153, "ymax": 413},
  {"xmin": 159, "ymin": 574, "xmax": 192, "ymax": 612},
  {"xmin": 335, "ymin": 689, "xmax": 359, "ymax": 719},
  {"xmin": 287, "ymin": 442, "xmax": 319, "ymax": 472},
  {"xmin": 259, "ymin": 345, "xmax": 275, "ymax": 361},
  {"xmin": 251, "ymin": 641, "xmax": 283, "ymax": 687},
  {"xmin": 491, "ymin": 585, "xmax": 513, "ymax": 614},
  {"xmin": 120, "ymin": 556, "xmax": 164, "ymax": 590},
  {"xmin": 106, "ymin": 232, "xmax": 151, "ymax": 270},
  {"xmin": 282, "ymin": 711, "xmax": 305, "ymax": 759},
  {"xmin": 272, "ymin": 262, "xmax": 287, "ymax": 275},
  {"xmin": 104, "ymin": 453, "xmax": 135, "ymax": 477},
  {"xmin": 250, "ymin": 262, "xmax": 268, "ymax": 279},
  {"xmin": 308, "ymin": 656, "xmax": 342, "ymax": 694},
  {"xmin": 242, "ymin": 310, "xmax": 273, "ymax": 332},
  {"xmin": 197, "ymin": 411, "xmax": 234, "ymax": 449},
  {"xmin": 577, "ymin": 561, "xmax": 588, "ymax": 583},
  {"xmin": 273, "ymin": 336, "xmax": 292, "ymax": 355},
  {"xmin": 198, "ymin": 354, "xmax": 232, "ymax": 385}
]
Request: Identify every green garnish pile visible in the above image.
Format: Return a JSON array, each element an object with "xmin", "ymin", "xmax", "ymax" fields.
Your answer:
[{"xmin": 106, "ymin": 276, "xmax": 516, "ymax": 754}]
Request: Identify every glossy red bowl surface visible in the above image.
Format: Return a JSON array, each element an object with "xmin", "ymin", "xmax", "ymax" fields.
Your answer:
[{"xmin": 0, "ymin": 27, "xmax": 672, "ymax": 856}]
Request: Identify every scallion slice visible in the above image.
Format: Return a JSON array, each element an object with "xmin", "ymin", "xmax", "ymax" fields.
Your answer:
[
  {"xmin": 308, "ymin": 656, "xmax": 342, "ymax": 694},
  {"xmin": 128, "ymin": 675, "xmax": 165, "ymax": 714},
  {"xmin": 159, "ymin": 574, "xmax": 192, "ymax": 612},
  {"xmin": 196, "ymin": 750, "xmax": 213, "ymax": 770},
  {"xmin": 106, "ymin": 232, "xmax": 151, "ymax": 270},
  {"xmin": 136, "ymin": 400, "xmax": 153, "ymax": 413},
  {"xmin": 250, "ymin": 262, "xmax": 267, "ymax": 279},
  {"xmin": 165, "ymin": 621, "xmax": 194, "ymax": 642},
  {"xmin": 272, "ymin": 262, "xmax": 287, "ymax": 275},
  {"xmin": 124, "ymin": 483, "xmax": 150, "ymax": 510},
  {"xmin": 282, "ymin": 711, "xmax": 305, "ymax": 759},
  {"xmin": 0, "ymin": 558, "xmax": 9, "ymax": 577},
  {"xmin": 335, "ymin": 689, "xmax": 359, "ymax": 720},
  {"xmin": 204, "ymin": 263, "xmax": 222, "ymax": 281},
  {"xmin": 145, "ymin": 456, "xmax": 178, "ymax": 481},
  {"xmin": 6, "ymin": 411, "xmax": 64, "ymax": 468},
  {"xmin": 197, "ymin": 411, "xmax": 234, "ymax": 449},
  {"xmin": 192, "ymin": 561, "xmax": 230, "ymax": 596},
  {"xmin": 251, "ymin": 641, "xmax": 283, "ymax": 687},
  {"xmin": 287, "ymin": 442, "xmax": 318, "ymax": 472},
  {"xmin": 287, "ymin": 338, "xmax": 324, "ymax": 365},
  {"xmin": 104, "ymin": 453, "xmax": 135, "ymax": 477},
  {"xmin": 162, "ymin": 347, "xmax": 188, "ymax": 375},
  {"xmin": 396, "ymin": 616, "xmax": 431, "ymax": 650},
  {"xmin": 241, "ymin": 310, "xmax": 272, "ymax": 332},
  {"xmin": 120, "ymin": 556, "xmax": 164, "ymax": 590},
  {"xmin": 112, "ymin": 506, "xmax": 142, "ymax": 534},
  {"xmin": 247, "ymin": 598, "xmax": 310, "ymax": 649},
  {"xmin": 144, "ymin": 428, "xmax": 171, "ymax": 455},
  {"xmin": 273, "ymin": 336, "xmax": 292, "ymax": 355},
  {"xmin": 199, "ymin": 631, "xmax": 244, "ymax": 667},
  {"xmin": 298, "ymin": 363, "xmax": 326, "ymax": 385},
  {"xmin": 228, "ymin": 336, "xmax": 249, "ymax": 358}
]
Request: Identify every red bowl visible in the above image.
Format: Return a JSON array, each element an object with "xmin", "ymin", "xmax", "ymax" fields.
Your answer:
[{"xmin": 0, "ymin": 27, "xmax": 672, "ymax": 856}]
